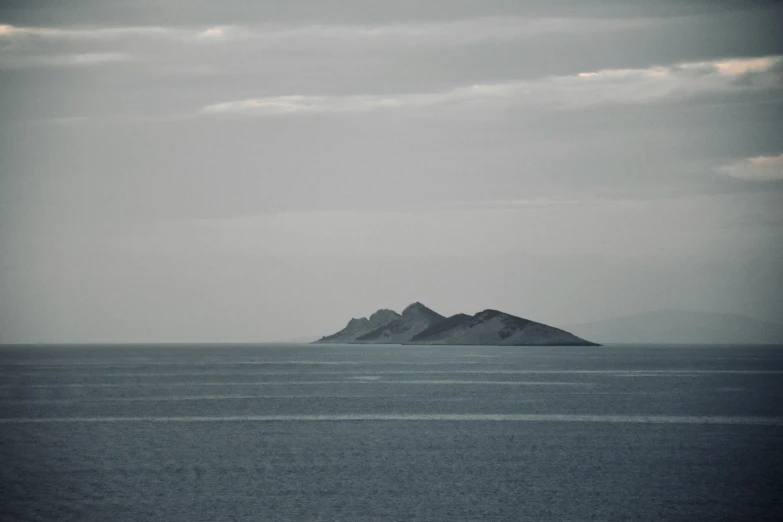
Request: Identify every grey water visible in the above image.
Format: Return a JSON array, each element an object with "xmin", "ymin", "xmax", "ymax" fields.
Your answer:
[{"xmin": 1, "ymin": 344, "xmax": 782, "ymax": 521}]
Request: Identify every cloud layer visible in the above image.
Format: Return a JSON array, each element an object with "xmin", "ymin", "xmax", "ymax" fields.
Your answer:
[
  {"xmin": 720, "ymin": 154, "xmax": 783, "ymax": 181},
  {"xmin": 201, "ymin": 56, "xmax": 782, "ymax": 115}
]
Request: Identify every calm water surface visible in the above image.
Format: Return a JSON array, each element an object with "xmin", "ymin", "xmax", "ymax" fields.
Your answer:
[{"xmin": 1, "ymin": 343, "xmax": 782, "ymax": 521}]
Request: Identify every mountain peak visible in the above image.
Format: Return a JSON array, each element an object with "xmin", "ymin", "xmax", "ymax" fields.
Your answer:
[
  {"xmin": 369, "ymin": 309, "xmax": 401, "ymax": 327},
  {"xmin": 402, "ymin": 301, "xmax": 428, "ymax": 314},
  {"xmin": 402, "ymin": 302, "xmax": 444, "ymax": 322}
]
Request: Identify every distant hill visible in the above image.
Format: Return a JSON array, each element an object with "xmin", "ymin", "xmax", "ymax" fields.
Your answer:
[
  {"xmin": 315, "ymin": 302, "xmax": 598, "ymax": 346},
  {"xmin": 566, "ymin": 309, "xmax": 783, "ymax": 345}
]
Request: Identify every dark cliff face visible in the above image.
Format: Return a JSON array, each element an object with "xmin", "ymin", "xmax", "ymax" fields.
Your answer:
[
  {"xmin": 355, "ymin": 319, "xmax": 407, "ymax": 341},
  {"xmin": 409, "ymin": 313, "xmax": 471, "ymax": 342},
  {"xmin": 357, "ymin": 303, "xmax": 446, "ymax": 343},
  {"xmin": 315, "ymin": 303, "xmax": 599, "ymax": 346}
]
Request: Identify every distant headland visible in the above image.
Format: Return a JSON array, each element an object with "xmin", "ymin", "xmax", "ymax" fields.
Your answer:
[{"xmin": 314, "ymin": 302, "xmax": 599, "ymax": 346}]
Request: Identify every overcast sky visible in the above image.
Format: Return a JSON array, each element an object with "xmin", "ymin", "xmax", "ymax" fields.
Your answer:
[{"xmin": 1, "ymin": 0, "xmax": 781, "ymax": 342}]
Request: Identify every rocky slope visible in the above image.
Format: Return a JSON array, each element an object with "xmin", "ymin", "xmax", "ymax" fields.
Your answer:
[
  {"xmin": 316, "ymin": 308, "xmax": 402, "ymax": 343},
  {"xmin": 355, "ymin": 302, "xmax": 446, "ymax": 344},
  {"xmin": 315, "ymin": 303, "xmax": 598, "ymax": 346}
]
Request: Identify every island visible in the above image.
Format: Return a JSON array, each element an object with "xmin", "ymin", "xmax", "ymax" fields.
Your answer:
[{"xmin": 314, "ymin": 302, "xmax": 599, "ymax": 346}]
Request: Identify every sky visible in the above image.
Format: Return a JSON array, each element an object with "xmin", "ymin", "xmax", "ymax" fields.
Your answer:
[{"xmin": 0, "ymin": 0, "xmax": 781, "ymax": 343}]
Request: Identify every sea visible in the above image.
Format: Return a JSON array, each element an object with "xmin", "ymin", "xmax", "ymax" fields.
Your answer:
[{"xmin": 1, "ymin": 343, "xmax": 782, "ymax": 521}]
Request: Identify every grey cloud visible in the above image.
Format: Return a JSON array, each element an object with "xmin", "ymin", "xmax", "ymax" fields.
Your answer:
[
  {"xmin": 0, "ymin": 17, "xmax": 651, "ymax": 50},
  {"xmin": 200, "ymin": 56, "xmax": 781, "ymax": 116},
  {"xmin": 0, "ymin": 24, "xmax": 180, "ymax": 40},
  {"xmin": 3, "ymin": 5, "xmax": 782, "ymax": 82},
  {"xmin": 3, "ymin": 81, "xmax": 780, "ymax": 229},
  {"xmin": 719, "ymin": 153, "xmax": 783, "ymax": 181},
  {"xmin": 2, "ymin": 0, "xmax": 780, "ymax": 26},
  {"xmin": 0, "ymin": 17, "xmax": 652, "ymax": 75},
  {"xmin": 0, "ymin": 51, "xmax": 132, "ymax": 68}
]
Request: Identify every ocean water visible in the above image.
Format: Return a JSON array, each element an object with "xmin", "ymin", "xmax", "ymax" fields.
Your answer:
[{"xmin": 1, "ymin": 343, "xmax": 782, "ymax": 521}]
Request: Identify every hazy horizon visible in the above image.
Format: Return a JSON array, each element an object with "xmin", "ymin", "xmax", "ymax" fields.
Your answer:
[{"xmin": 1, "ymin": 1, "xmax": 782, "ymax": 343}]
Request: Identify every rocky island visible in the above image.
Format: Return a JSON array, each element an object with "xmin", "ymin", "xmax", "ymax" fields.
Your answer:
[{"xmin": 315, "ymin": 302, "xmax": 599, "ymax": 346}]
